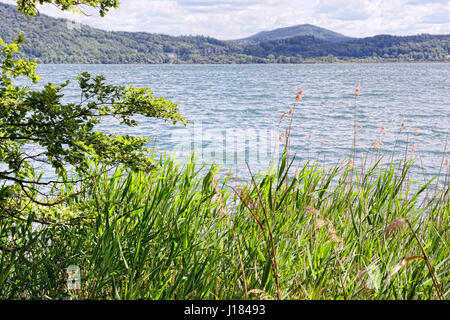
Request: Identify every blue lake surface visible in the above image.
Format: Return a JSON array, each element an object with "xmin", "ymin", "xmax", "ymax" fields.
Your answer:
[{"xmin": 26, "ymin": 63, "xmax": 450, "ymax": 180}]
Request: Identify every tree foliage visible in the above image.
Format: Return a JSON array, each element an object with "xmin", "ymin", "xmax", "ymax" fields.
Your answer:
[
  {"xmin": 0, "ymin": 1, "xmax": 184, "ymax": 234},
  {"xmin": 15, "ymin": 0, "xmax": 119, "ymax": 17}
]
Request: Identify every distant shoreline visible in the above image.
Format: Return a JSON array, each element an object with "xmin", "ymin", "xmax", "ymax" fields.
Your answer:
[{"xmin": 33, "ymin": 60, "xmax": 450, "ymax": 65}]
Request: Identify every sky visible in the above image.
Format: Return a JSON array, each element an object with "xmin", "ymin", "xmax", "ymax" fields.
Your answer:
[{"xmin": 1, "ymin": 0, "xmax": 449, "ymax": 39}]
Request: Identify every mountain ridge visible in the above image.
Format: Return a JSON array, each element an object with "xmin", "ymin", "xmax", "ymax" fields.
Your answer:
[
  {"xmin": 1, "ymin": 2, "xmax": 449, "ymax": 64},
  {"xmin": 239, "ymin": 24, "xmax": 354, "ymax": 43}
]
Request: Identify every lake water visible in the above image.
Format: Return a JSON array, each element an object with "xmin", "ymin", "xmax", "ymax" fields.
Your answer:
[{"xmin": 28, "ymin": 63, "xmax": 450, "ymax": 181}]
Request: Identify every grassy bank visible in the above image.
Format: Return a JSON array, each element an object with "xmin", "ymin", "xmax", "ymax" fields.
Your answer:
[
  {"xmin": 1, "ymin": 87, "xmax": 449, "ymax": 300},
  {"xmin": 0, "ymin": 149, "xmax": 448, "ymax": 299}
]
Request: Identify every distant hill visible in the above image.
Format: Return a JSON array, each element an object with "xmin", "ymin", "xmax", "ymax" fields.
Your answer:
[
  {"xmin": 1, "ymin": 2, "xmax": 449, "ymax": 64},
  {"xmin": 240, "ymin": 24, "xmax": 354, "ymax": 43},
  {"xmin": 0, "ymin": 2, "xmax": 248, "ymax": 64},
  {"xmin": 242, "ymin": 34, "xmax": 450, "ymax": 61}
]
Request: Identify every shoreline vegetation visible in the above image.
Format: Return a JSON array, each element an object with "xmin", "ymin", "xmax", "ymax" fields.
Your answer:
[
  {"xmin": 1, "ymin": 88, "xmax": 448, "ymax": 300},
  {"xmin": 30, "ymin": 60, "xmax": 450, "ymax": 65},
  {"xmin": 1, "ymin": 145, "xmax": 448, "ymax": 299},
  {"xmin": 10, "ymin": 45, "xmax": 450, "ymax": 65},
  {"xmin": 28, "ymin": 59, "xmax": 450, "ymax": 65}
]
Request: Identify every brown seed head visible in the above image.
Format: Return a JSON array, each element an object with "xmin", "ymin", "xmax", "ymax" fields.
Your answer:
[
  {"xmin": 295, "ymin": 168, "xmax": 301, "ymax": 180},
  {"xmin": 305, "ymin": 206, "xmax": 320, "ymax": 216},
  {"xmin": 381, "ymin": 123, "xmax": 387, "ymax": 136},
  {"xmin": 279, "ymin": 111, "xmax": 287, "ymax": 125},
  {"xmin": 329, "ymin": 233, "xmax": 342, "ymax": 243},
  {"xmin": 372, "ymin": 139, "xmax": 382, "ymax": 149},
  {"xmin": 315, "ymin": 219, "xmax": 327, "ymax": 231},
  {"xmin": 355, "ymin": 82, "xmax": 360, "ymax": 96},
  {"xmin": 296, "ymin": 89, "xmax": 303, "ymax": 101},
  {"xmin": 326, "ymin": 219, "xmax": 337, "ymax": 234},
  {"xmin": 401, "ymin": 119, "xmax": 407, "ymax": 127},
  {"xmin": 348, "ymin": 158, "xmax": 354, "ymax": 169},
  {"xmin": 248, "ymin": 289, "xmax": 275, "ymax": 300},
  {"xmin": 211, "ymin": 172, "xmax": 221, "ymax": 194},
  {"xmin": 219, "ymin": 208, "xmax": 228, "ymax": 217},
  {"xmin": 383, "ymin": 217, "xmax": 408, "ymax": 235}
]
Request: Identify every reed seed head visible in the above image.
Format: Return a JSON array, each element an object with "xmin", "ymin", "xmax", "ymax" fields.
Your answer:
[
  {"xmin": 326, "ymin": 219, "xmax": 336, "ymax": 233},
  {"xmin": 383, "ymin": 217, "xmax": 408, "ymax": 235},
  {"xmin": 329, "ymin": 233, "xmax": 342, "ymax": 243},
  {"xmin": 219, "ymin": 208, "xmax": 228, "ymax": 217},
  {"xmin": 348, "ymin": 158, "xmax": 354, "ymax": 169},
  {"xmin": 327, "ymin": 219, "xmax": 342, "ymax": 243},
  {"xmin": 387, "ymin": 256, "xmax": 424, "ymax": 287},
  {"xmin": 305, "ymin": 206, "xmax": 320, "ymax": 216},
  {"xmin": 295, "ymin": 168, "xmax": 300, "ymax": 180},
  {"xmin": 381, "ymin": 122, "xmax": 387, "ymax": 136},
  {"xmin": 279, "ymin": 111, "xmax": 287, "ymax": 125},
  {"xmin": 248, "ymin": 289, "xmax": 275, "ymax": 300},
  {"xmin": 315, "ymin": 219, "xmax": 327, "ymax": 231},
  {"xmin": 285, "ymin": 128, "xmax": 290, "ymax": 139},
  {"xmin": 237, "ymin": 188, "xmax": 256, "ymax": 211},
  {"xmin": 211, "ymin": 171, "xmax": 221, "ymax": 194},
  {"xmin": 372, "ymin": 139, "xmax": 382, "ymax": 149},
  {"xmin": 296, "ymin": 89, "xmax": 303, "ymax": 101},
  {"xmin": 399, "ymin": 119, "xmax": 408, "ymax": 133}
]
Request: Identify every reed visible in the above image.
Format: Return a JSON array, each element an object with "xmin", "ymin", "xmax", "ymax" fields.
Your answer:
[
  {"xmin": 0, "ymin": 89, "xmax": 448, "ymax": 301},
  {"xmin": 0, "ymin": 146, "xmax": 447, "ymax": 300}
]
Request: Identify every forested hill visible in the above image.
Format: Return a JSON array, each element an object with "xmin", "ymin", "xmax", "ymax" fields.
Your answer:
[
  {"xmin": 239, "ymin": 24, "xmax": 354, "ymax": 43},
  {"xmin": 242, "ymin": 34, "xmax": 450, "ymax": 62},
  {"xmin": 1, "ymin": 2, "xmax": 449, "ymax": 64},
  {"xmin": 0, "ymin": 2, "xmax": 244, "ymax": 64}
]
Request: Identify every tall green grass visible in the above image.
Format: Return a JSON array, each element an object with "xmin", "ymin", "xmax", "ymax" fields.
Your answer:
[
  {"xmin": 1, "ymin": 85, "xmax": 448, "ymax": 300},
  {"xmin": 1, "ymin": 149, "xmax": 448, "ymax": 299}
]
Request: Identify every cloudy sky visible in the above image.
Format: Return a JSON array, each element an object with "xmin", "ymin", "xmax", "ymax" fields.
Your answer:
[{"xmin": 2, "ymin": 0, "xmax": 449, "ymax": 39}]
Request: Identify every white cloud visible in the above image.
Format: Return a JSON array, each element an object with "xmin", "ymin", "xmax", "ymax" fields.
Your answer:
[
  {"xmin": 407, "ymin": 0, "xmax": 449, "ymax": 5},
  {"xmin": 1, "ymin": 0, "xmax": 449, "ymax": 39},
  {"xmin": 422, "ymin": 10, "xmax": 450, "ymax": 23}
]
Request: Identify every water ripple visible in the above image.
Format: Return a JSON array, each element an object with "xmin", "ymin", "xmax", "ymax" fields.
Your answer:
[{"xmin": 19, "ymin": 63, "xmax": 450, "ymax": 179}]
